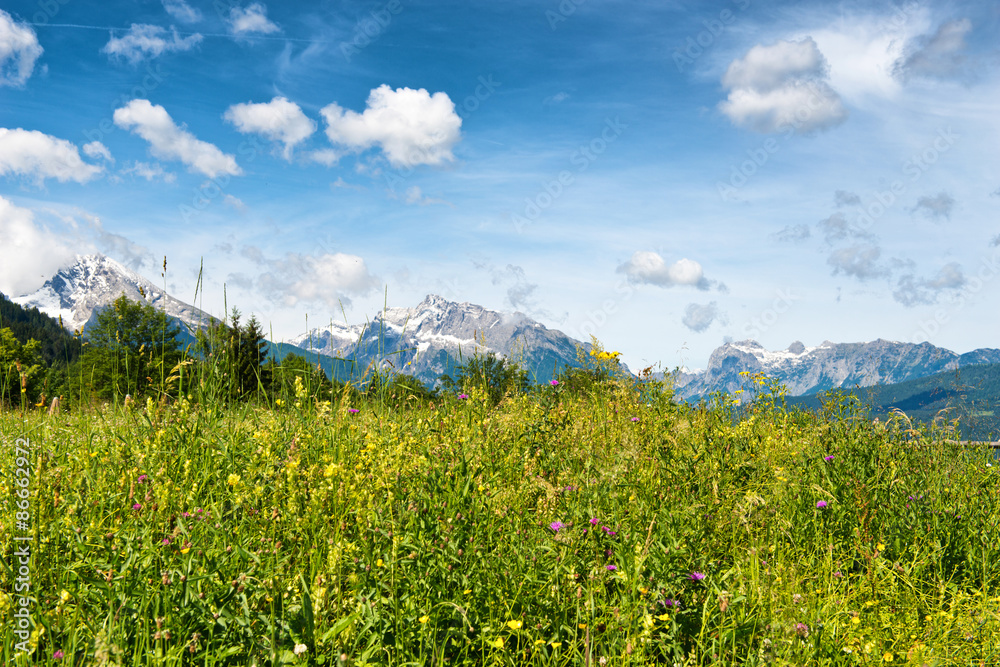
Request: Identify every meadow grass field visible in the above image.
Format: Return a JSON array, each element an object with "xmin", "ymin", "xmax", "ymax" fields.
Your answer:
[{"xmin": 2, "ymin": 362, "xmax": 1000, "ymax": 666}]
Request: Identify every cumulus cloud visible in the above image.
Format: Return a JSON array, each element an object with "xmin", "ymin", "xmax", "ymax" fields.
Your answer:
[
  {"xmin": 162, "ymin": 0, "xmax": 202, "ymax": 23},
  {"xmin": 834, "ymin": 190, "xmax": 861, "ymax": 207},
  {"xmin": 223, "ymin": 96, "xmax": 315, "ymax": 159},
  {"xmin": 991, "ymin": 234, "xmax": 1000, "ymax": 248},
  {"xmin": 0, "ymin": 197, "xmax": 75, "ymax": 296},
  {"xmin": 817, "ymin": 212, "xmax": 874, "ymax": 243},
  {"xmin": 719, "ymin": 37, "xmax": 847, "ymax": 134},
  {"xmin": 82, "ymin": 141, "xmax": 113, "ymax": 163},
  {"xmin": 117, "ymin": 160, "xmax": 175, "ymax": 183},
  {"xmin": 227, "ymin": 3, "xmax": 280, "ymax": 36},
  {"xmin": 320, "ymin": 85, "xmax": 462, "ymax": 168},
  {"xmin": 88, "ymin": 215, "xmax": 151, "ymax": 271},
  {"xmin": 682, "ymin": 302, "xmax": 720, "ymax": 333},
  {"xmin": 0, "ymin": 128, "xmax": 104, "ymax": 184},
  {"xmin": 893, "ymin": 262, "xmax": 965, "ymax": 306},
  {"xmin": 827, "ymin": 243, "xmax": 887, "ymax": 280},
  {"xmin": 114, "ymin": 99, "xmax": 242, "ymax": 178},
  {"xmin": 0, "ymin": 9, "xmax": 43, "ymax": 87},
  {"xmin": 223, "ymin": 194, "xmax": 246, "ymax": 211},
  {"xmin": 249, "ymin": 251, "xmax": 379, "ymax": 309},
  {"xmin": 893, "ymin": 19, "xmax": 972, "ymax": 82},
  {"xmin": 102, "ymin": 24, "xmax": 202, "ymax": 63},
  {"xmin": 618, "ymin": 251, "xmax": 712, "ymax": 290},
  {"xmin": 395, "ymin": 185, "xmax": 451, "ymax": 207},
  {"xmin": 770, "ymin": 223, "xmax": 811, "ymax": 243},
  {"xmin": 912, "ymin": 191, "xmax": 955, "ymax": 221}
]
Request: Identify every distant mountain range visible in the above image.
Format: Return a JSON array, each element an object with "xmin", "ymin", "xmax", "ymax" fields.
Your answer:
[
  {"xmin": 673, "ymin": 339, "xmax": 1000, "ymax": 400},
  {"xmin": 11, "ymin": 254, "xmax": 212, "ymax": 335},
  {"xmin": 8, "ymin": 254, "xmax": 999, "ymax": 395}
]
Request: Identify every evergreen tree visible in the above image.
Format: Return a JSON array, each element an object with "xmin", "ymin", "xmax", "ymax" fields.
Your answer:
[
  {"xmin": 0, "ymin": 327, "xmax": 43, "ymax": 407},
  {"xmin": 197, "ymin": 308, "xmax": 271, "ymax": 401},
  {"xmin": 79, "ymin": 294, "xmax": 183, "ymax": 401},
  {"xmin": 441, "ymin": 351, "xmax": 527, "ymax": 406}
]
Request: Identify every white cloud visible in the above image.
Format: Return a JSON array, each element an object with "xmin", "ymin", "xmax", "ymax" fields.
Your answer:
[
  {"xmin": 617, "ymin": 251, "xmax": 710, "ymax": 289},
  {"xmin": 82, "ymin": 141, "xmax": 113, "ymax": 163},
  {"xmin": 249, "ymin": 251, "xmax": 379, "ymax": 308},
  {"xmin": 0, "ymin": 128, "xmax": 104, "ymax": 184},
  {"xmin": 162, "ymin": 0, "xmax": 202, "ymax": 23},
  {"xmin": 827, "ymin": 243, "xmax": 887, "ymax": 280},
  {"xmin": 912, "ymin": 191, "xmax": 955, "ymax": 220},
  {"xmin": 102, "ymin": 24, "xmax": 203, "ymax": 64},
  {"xmin": 0, "ymin": 9, "xmax": 43, "ymax": 87},
  {"xmin": 720, "ymin": 38, "xmax": 847, "ymax": 134},
  {"xmin": 397, "ymin": 185, "xmax": 451, "ymax": 207},
  {"xmin": 227, "ymin": 3, "xmax": 280, "ymax": 36},
  {"xmin": 894, "ymin": 19, "xmax": 971, "ymax": 82},
  {"xmin": 770, "ymin": 223, "xmax": 811, "ymax": 243},
  {"xmin": 223, "ymin": 96, "xmax": 316, "ymax": 159},
  {"xmin": 114, "ymin": 99, "xmax": 242, "ymax": 178},
  {"xmin": 118, "ymin": 161, "xmax": 175, "ymax": 183},
  {"xmin": 223, "ymin": 194, "xmax": 246, "ymax": 211},
  {"xmin": 0, "ymin": 197, "xmax": 75, "ymax": 296},
  {"xmin": 682, "ymin": 302, "xmax": 721, "ymax": 333},
  {"xmin": 309, "ymin": 149, "xmax": 341, "ymax": 166},
  {"xmin": 893, "ymin": 262, "xmax": 965, "ymax": 306},
  {"xmin": 320, "ymin": 85, "xmax": 462, "ymax": 168}
]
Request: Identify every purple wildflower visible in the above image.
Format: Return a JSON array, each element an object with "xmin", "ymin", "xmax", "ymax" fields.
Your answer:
[
  {"xmin": 606, "ymin": 565, "xmax": 617, "ymax": 571},
  {"xmin": 161, "ymin": 537, "xmax": 171, "ymax": 545},
  {"xmin": 53, "ymin": 651, "xmax": 64, "ymax": 661},
  {"xmin": 137, "ymin": 474, "xmax": 149, "ymax": 483},
  {"xmin": 689, "ymin": 572, "xmax": 705, "ymax": 581},
  {"xmin": 823, "ymin": 455, "xmax": 834, "ymax": 462},
  {"xmin": 590, "ymin": 517, "xmax": 599, "ymax": 525},
  {"xmin": 549, "ymin": 521, "xmax": 566, "ymax": 532},
  {"xmin": 631, "ymin": 417, "xmax": 639, "ymax": 422},
  {"xmin": 795, "ymin": 622, "xmax": 809, "ymax": 638},
  {"xmin": 550, "ymin": 379, "xmax": 560, "ymax": 386},
  {"xmin": 816, "ymin": 501, "xmax": 828, "ymax": 509},
  {"xmin": 458, "ymin": 393, "xmax": 468, "ymax": 399},
  {"xmin": 132, "ymin": 503, "xmax": 142, "ymax": 510},
  {"xmin": 348, "ymin": 408, "xmax": 359, "ymax": 414}
]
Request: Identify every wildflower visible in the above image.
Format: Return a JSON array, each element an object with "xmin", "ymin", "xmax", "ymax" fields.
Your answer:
[
  {"xmin": 419, "ymin": 615, "xmax": 429, "ymax": 623},
  {"xmin": 549, "ymin": 521, "xmax": 566, "ymax": 532},
  {"xmin": 689, "ymin": 572, "xmax": 705, "ymax": 581},
  {"xmin": 549, "ymin": 379, "xmax": 559, "ymax": 386},
  {"xmin": 162, "ymin": 537, "xmax": 171, "ymax": 545},
  {"xmin": 883, "ymin": 651, "xmax": 894, "ymax": 663},
  {"xmin": 657, "ymin": 613, "xmax": 670, "ymax": 621},
  {"xmin": 816, "ymin": 501, "xmax": 828, "ymax": 509},
  {"xmin": 795, "ymin": 622, "xmax": 809, "ymax": 638},
  {"xmin": 348, "ymin": 408, "xmax": 359, "ymax": 414},
  {"xmin": 294, "ymin": 643, "xmax": 308, "ymax": 655},
  {"xmin": 631, "ymin": 417, "xmax": 639, "ymax": 422},
  {"xmin": 606, "ymin": 564, "xmax": 617, "ymax": 571},
  {"xmin": 138, "ymin": 474, "xmax": 149, "ymax": 483},
  {"xmin": 227, "ymin": 474, "xmax": 240, "ymax": 488},
  {"xmin": 877, "ymin": 543, "xmax": 885, "ymax": 552},
  {"xmin": 53, "ymin": 650, "xmax": 64, "ymax": 660},
  {"xmin": 488, "ymin": 637, "xmax": 504, "ymax": 649},
  {"xmin": 824, "ymin": 455, "xmax": 834, "ymax": 462},
  {"xmin": 589, "ymin": 517, "xmax": 598, "ymax": 525},
  {"xmin": 458, "ymin": 394, "xmax": 468, "ymax": 399},
  {"xmin": 132, "ymin": 503, "xmax": 142, "ymax": 511},
  {"xmin": 506, "ymin": 620, "xmax": 522, "ymax": 631}
]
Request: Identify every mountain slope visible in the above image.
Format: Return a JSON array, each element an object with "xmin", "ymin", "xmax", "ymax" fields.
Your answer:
[
  {"xmin": 0, "ymin": 292, "xmax": 83, "ymax": 365},
  {"xmin": 675, "ymin": 339, "xmax": 1000, "ymax": 399},
  {"xmin": 787, "ymin": 363, "xmax": 1000, "ymax": 441},
  {"xmin": 12, "ymin": 254, "xmax": 214, "ymax": 336},
  {"xmin": 287, "ymin": 294, "xmax": 589, "ymax": 385}
]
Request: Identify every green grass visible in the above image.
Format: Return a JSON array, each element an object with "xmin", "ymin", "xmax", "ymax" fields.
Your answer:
[{"xmin": 2, "ymin": 370, "xmax": 1000, "ymax": 666}]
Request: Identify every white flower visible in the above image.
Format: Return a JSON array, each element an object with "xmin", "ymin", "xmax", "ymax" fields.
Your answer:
[{"xmin": 293, "ymin": 643, "xmax": 308, "ymax": 655}]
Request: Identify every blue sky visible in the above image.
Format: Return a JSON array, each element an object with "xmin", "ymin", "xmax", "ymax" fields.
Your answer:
[{"xmin": 1, "ymin": 0, "xmax": 998, "ymax": 370}]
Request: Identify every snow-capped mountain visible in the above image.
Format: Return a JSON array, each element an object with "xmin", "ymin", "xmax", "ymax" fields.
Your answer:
[
  {"xmin": 12, "ymin": 254, "xmax": 213, "ymax": 334},
  {"xmin": 675, "ymin": 339, "xmax": 1000, "ymax": 399},
  {"xmin": 287, "ymin": 294, "xmax": 589, "ymax": 385}
]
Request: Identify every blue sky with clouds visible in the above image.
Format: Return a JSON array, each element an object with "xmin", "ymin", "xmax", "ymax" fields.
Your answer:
[{"xmin": 1, "ymin": 0, "xmax": 998, "ymax": 370}]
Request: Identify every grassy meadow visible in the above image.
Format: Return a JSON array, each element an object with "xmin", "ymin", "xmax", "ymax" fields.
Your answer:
[{"xmin": 2, "ymin": 357, "xmax": 1000, "ymax": 666}]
